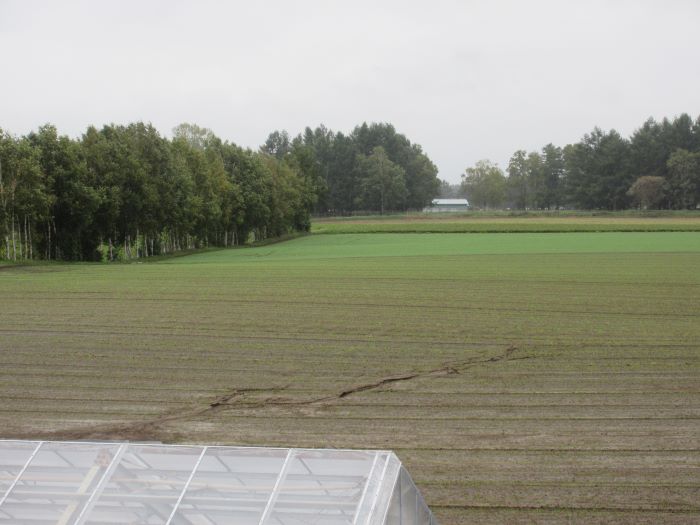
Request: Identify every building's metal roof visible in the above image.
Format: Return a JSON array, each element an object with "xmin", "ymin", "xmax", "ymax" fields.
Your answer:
[
  {"xmin": 430, "ymin": 199, "xmax": 469, "ymax": 206},
  {"xmin": 0, "ymin": 440, "xmax": 436, "ymax": 524}
]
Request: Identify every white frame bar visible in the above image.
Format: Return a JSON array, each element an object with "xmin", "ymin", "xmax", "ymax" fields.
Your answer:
[
  {"xmin": 366, "ymin": 452, "xmax": 392, "ymax": 523},
  {"xmin": 258, "ymin": 448, "xmax": 295, "ymax": 525},
  {"xmin": 0, "ymin": 440, "xmax": 43, "ymax": 507},
  {"xmin": 0, "ymin": 439, "xmax": 391, "ymax": 456},
  {"xmin": 164, "ymin": 445, "xmax": 208, "ymax": 525},
  {"xmin": 73, "ymin": 443, "xmax": 128, "ymax": 525},
  {"xmin": 352, "ymin": 451, "xmax": 381, "ymax": 525}
]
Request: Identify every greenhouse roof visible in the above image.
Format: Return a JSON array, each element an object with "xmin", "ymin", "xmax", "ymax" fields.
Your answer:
[{"xmin": 0, "ymin": 440, "xmax": 436, "ymax": 525}]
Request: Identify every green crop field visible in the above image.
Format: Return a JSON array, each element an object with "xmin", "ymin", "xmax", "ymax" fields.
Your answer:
[
  {"xmin": 312, "ymin": 212, "xmax": 700, "ymax": 234},
  {"xmin": 2, "ymin": 231, "xmax": 700, "ymax": 524}
]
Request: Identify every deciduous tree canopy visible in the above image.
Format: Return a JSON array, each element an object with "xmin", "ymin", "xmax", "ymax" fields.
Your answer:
[
  {"xmin": 0, "ymin": 123, "xmax": 314, "ymax": 261},
  {"xmin": 0, "ymin": 121, "xmax": 441, "ymax": 261}
]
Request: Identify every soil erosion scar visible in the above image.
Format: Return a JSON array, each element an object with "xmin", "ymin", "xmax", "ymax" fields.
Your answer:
[{"xmin": 37, "ymin": 345, "xmax": 526, "ymax": 441}]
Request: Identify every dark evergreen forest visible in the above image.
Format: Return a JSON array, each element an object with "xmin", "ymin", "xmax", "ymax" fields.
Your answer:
[{"xmin": 460, "ymin": 113, "xmax": 700, "ymax": 211}]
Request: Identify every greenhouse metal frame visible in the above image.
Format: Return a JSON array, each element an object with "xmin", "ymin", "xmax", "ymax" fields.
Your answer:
[{"xmin": 0, "ymin": 440, "xmax": 436, "ymax": 524}]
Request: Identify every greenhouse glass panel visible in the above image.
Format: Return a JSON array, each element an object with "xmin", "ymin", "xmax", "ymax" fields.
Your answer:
[{"xmin": 0, "ymin": 440, "xmax": 437, "ymax": 525}]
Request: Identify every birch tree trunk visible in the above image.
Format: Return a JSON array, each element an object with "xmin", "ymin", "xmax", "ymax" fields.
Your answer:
[
  {"xmin": 11, "ymin": 214, "xmax": 16, "ymax": 261},
  {"xmin": 52, "ymin": 219, "xmax": 57, "ymax": 260},
  {"xmin": 23, "ymin": 215, "xmax": 27, "ymax": 260},
  {"xmin": 0, "ymin": 161, "xmax": 6, "ymax": 259},
  {"xmin": 18, "ymin": 216, "xmax": 23, "ymax": 259}
]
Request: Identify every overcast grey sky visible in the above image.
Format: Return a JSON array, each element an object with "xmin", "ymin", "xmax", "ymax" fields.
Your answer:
[{"xmin": 1, "ymin": 0, "xmax": 699, "ymax": 183}]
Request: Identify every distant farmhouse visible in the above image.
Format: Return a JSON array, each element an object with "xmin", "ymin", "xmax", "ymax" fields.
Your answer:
[{"xmin": 424, "ymin": 198, "xmax": 470, "ymax": 212}]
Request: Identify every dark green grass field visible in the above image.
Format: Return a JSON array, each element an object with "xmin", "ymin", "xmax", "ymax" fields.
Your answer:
[
  {"xmin": 2, "ymin": 232, "xmax": 700, "ymax": 524},
  {"xmin": 312, "ymin": 213, "xmax": 700, "ymax": 234}
]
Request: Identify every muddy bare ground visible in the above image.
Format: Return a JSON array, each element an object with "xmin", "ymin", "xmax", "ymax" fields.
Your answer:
[
  {"xmin": 35, "ymin": 345, "xmax": 524, "ymax": 442},
  {"xmin": 1, "ymin": 247, "xmax": 699, "ymax": 524}
]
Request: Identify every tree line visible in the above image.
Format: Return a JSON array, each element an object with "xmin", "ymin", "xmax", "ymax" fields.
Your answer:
[
  {"xmin": 0, "ymin": 123, "xmax": 317, "ymax": 262},
  {"xmin": 4, "ymin": 113, "xmax": 697, "ymax": 262},
  {"xmin": 261, "ymin": 122, "xmax": 440, "ymax": 215},
  {"xmin": 457, "ymin": 113, "xmax": 700, "ymax": 210},
  {"xmin": 0, "ymin": 121, "xmax": 440, "ymax": 262}
]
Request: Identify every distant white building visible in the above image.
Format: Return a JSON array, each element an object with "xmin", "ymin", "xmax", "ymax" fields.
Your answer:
[{"xmin": 424, "ymin": 198, "xmax": 470, "ymax": 212}]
